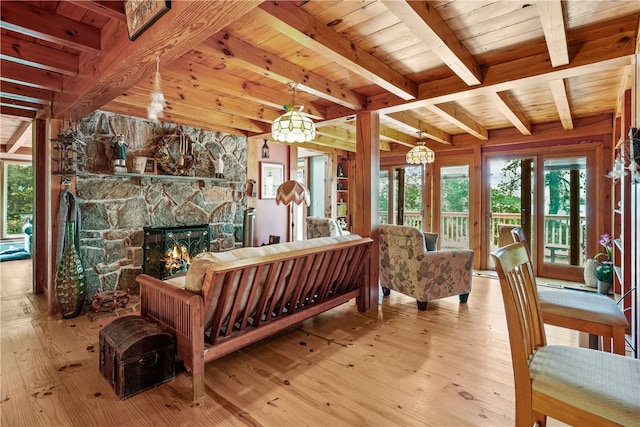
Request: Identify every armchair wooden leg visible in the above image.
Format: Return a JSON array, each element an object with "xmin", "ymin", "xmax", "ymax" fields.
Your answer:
[
  {"xmin": 416, "ymin": 300, "xmax": 427, "ymax": 311},
  {"xmin": 459, "ymin": 293, "xmax": 470, "ymax": 303}
]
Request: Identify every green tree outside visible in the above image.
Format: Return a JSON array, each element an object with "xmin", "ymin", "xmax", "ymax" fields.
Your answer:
[{"xmin": 5, "ymin": 163, "xmax": 33, "ymax": 235}]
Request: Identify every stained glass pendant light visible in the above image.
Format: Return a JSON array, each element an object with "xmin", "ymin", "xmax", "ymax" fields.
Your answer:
[
  {"xmin": 271, "ymin": 82, "xmax": 316, "ymax": 143},
  {"xmin": 406, "ymin": 131, "xmax": 435, "ymax": 164}
]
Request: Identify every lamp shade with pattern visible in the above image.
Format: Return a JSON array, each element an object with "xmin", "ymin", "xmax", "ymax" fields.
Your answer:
[
  {"xmin": 271, "ymin": 82, "xmax": 316, "ymax": 143},
  {"xmin": 406, "ymin": 145, "xmax": 435, "ymax": 164},
  {"xmin": 406, "ymin": 132, "xmax": 435, "ymax": 165},
  {"xmin": 276, "ymin": 180, "xmax": 310, "ymax": 207}
]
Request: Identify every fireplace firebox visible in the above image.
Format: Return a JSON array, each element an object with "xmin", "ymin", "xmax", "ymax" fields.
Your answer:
[{"xmin": 143, "ymin": 225, "xmax": 210, "ymax": 279}]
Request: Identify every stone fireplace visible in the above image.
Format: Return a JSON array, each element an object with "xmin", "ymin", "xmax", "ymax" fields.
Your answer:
[
  {"xmin": 72, "ymin": 111, "xmax": 248, "ymax": 301},
  {"xmin": 143, "ymin": 224, "xmax": 210, "ymax": 280}
]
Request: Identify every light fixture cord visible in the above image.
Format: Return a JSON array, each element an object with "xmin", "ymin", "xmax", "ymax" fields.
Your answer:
[{"xmin": 291, "ymin": 84, "xmax": 297, "ymax": 107}]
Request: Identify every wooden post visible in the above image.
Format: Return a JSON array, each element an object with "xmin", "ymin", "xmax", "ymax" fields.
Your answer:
[
  {"xmin": 354, "ymin": 111, "xmax": 380, "ymax": 312},
  {"xmin": 34, "ymin": 119, "xmax": 52, "ymax": 309}
]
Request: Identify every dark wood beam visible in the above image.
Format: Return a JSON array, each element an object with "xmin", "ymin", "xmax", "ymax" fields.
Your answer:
[
  {"xmin": 0, "ymin": 2, "xmax": 101, "ymax": 53},
  {"xmin": 52, "ymin": 1, "xmax": 262, "ymax": 122}
]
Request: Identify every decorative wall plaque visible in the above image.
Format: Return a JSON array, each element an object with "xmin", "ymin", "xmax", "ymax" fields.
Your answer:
[{"xmin": 124, "ymin": 0, "xmax": 171, "ymax": 41}]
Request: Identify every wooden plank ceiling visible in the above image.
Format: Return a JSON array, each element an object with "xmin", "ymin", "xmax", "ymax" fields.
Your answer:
[{"xmin": 1, "ymin": 0, "xmax": 639, "ymax": 160}]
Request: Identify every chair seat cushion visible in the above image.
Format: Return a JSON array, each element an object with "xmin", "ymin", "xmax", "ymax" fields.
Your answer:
[
  {"xmin": 530, "ymin": 345, "xmax": 640, "ymax": 425},
  {"xmin": 538, "ymin": 289, "xmax": 628, "ymax": 327}
]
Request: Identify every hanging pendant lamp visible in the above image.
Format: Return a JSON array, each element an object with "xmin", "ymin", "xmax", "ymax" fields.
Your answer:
[
  {"xmin": 406, "ymin": 131, "xmax": 435, "ymax": 164},
  {"xmin": 271, "ymin": 83, "xmax": 316, "ymax": 143}
]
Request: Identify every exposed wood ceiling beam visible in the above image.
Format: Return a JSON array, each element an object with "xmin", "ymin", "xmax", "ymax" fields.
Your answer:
[
  {"xmin": 52, "ymin": 1, "xmax": 262, "ymax": 122},
  {"xmin": 485, "ymin": 91, "xmax": 532, "ymax": 135},
  {"xmin": 314, "ymin": 134, "xmax": 356, "ymax": 152},
  {"xmin": 383, "ymin": 112, "xmax": 452, "ymax": 145},
  {"xmin": 113, "ymin": 88, "xmax": 268, "ymax": 134},
  {"xmin": 371, "ymin": 17, "xmax": 637, "ymax": 113},
  {"xmin": 296, "ymin": 141, "xmax": 351, "ymax": 155},
  {"xmin": 130, "ymin": 77, "xmax": 282, "ymax": 124},
  {"xmin": 0, "ymin": 2, "xmax": 101, "ymax": 54},
  {"xmin": 317, "ymin": 124, "xmax": 391, "ymax": 151},
  {"xmin": 201, "ymin": 34, "xmax": 365, "ymax": 110},
  {"xmin": 451, "ymin": 115, "xmax": 611, "ymax": 149},
  {"xmin": 0, "ymin": 60, "xmax": 63, "ymax": 92},
  {"xmin": 255, "ymin": 1, "xmax": 418, "ymax": 100},
  {"xmin": 615, "ymin": 64, "xmax": 632, "ymax": 119},
  {"xmin": 67, "ymin": 1, "xmax": 126, "ymax": 21},
  {"xmin": 548, "ymin": 79, "xmax": 573, "ymax": 130},
  {"xmin": 375, "ymin": 57, "xmax": 634, "ymax": 117},
  {"xmin": 379, "ymin": 126, "xmax": 416, "ymax": 148},
  {"xmin": 0, "ymin": 106, "xmax": 36, "ymax": 119},
  {"xmin": 164, "ymin": 61, "xmax": 325, "ymax": 120},
  {"xmin": 0, "ymin": 97, "xmax": 43, "ymax": 112},
  {"xmin": 0, "ymin": 147, "xmax": 32, "ymax": 162},
  {"xmin": 102, "ymin": 99, "xmax": 250, "ymax": 137},
  {"xmin": 428, "ymin": 102, "xmax": 488, "ymax": 140},
  {"xmin": 6, "ymin": 120, "xmax": 31, "ymax": 154},
  {"xmin": 537, "ymin": 0, "xmax": 569, "ymax": 67},
  {"xmin": 0, "ymin": 34, "xmax": 79, "ymax": 76},
  {"xmin": 382, "ymin": 0, "xmax": 482, "ymax": 86},
  {"xmin": 1, "ymin": 81, "xmax": 52, "ymax": 105}
]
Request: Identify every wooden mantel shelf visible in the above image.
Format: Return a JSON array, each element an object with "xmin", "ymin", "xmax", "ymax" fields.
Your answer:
[
  {"xmin": 112, "ymin": 172, "xmax": 227, "ymax": 185},
  {"xmin": 74, "ymin": 172, "xmax": 232, "ymax": 187}
]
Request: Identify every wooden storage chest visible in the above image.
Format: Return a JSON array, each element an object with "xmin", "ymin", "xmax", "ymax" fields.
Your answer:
[{"xmin": 99, "ymin": 315, "xmax": 175, "ymax": 399}]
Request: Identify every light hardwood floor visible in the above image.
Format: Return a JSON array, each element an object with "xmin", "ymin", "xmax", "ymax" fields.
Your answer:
[{"xmin": 0, "ymin": 258, "xmax": 581, "ymax": 427}]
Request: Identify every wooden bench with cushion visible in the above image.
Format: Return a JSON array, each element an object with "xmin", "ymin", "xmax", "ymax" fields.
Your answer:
[{"xmin": 136, "ymin": 234, "xmax": 373, "ymax": 400}]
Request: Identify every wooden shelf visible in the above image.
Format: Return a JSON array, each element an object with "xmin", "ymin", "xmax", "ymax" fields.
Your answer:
[
  {"xmin": 335, "ymin": 156, "xmax": 350, "ymax": 231},
  {"xmin": 113, "ymin": 172, "xmax": 226, "ymax": 183}
]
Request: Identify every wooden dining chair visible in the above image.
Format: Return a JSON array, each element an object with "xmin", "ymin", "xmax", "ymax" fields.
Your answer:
[
  {"xmin": 492, "ymin": 242, "xmax": 640, "ymax": 426},
  {"xmin": 510, "ymin": 227, "xmax": 628, "ymax": 355}
]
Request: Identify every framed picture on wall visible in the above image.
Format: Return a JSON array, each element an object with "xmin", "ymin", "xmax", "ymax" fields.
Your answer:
[
  {"xmin": 124, "ymin": 0, "xmax": 171, "ymax": 41},
  {"xmin": 144, "ymin": 158, "xmax": 156, "ymax": 174},
  {"xmin": 260, "ymin": 162, "xmax": 284, "ymax": 199}
]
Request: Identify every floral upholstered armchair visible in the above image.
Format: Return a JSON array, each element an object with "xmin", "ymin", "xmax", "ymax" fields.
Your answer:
[
  {"xmin": 306, "ymin": 217, "xmax": 350, "ymax": 239},
  {"xmin": 379, "ymin": 224, "xmax": 475, "ymax": 310}
]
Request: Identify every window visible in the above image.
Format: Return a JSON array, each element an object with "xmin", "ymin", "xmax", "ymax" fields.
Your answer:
[{"xmin": 1, "ymin": 162, "xmax": 33, "ymax": 239}]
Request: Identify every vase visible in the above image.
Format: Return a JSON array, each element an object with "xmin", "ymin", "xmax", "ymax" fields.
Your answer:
[
  {"xmin": 55, "ymin": 221, "xmax": 86, "ymax": 319},
  {"xmin": 597, "ymin": 280, "xmax": 612, "ymax": 295},
  {"xmin": 583, "ymin": 258, "xmax": 600, "ymax": 288}
]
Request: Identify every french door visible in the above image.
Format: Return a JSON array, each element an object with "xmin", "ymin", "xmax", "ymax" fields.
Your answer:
[{"xmin": 485, "ymin": 153, "xmax": 589, "ymax": 281}]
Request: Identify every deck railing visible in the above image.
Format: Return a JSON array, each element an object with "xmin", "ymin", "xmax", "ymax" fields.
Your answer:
[{"xmin": 381, "ymin": 211, "xmax": 585, "ymax": 264}]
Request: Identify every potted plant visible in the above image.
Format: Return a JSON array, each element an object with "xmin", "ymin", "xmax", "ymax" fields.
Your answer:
[{"xmin": 593, "ymin": 233, "xmax": 614, "ymax": 294}]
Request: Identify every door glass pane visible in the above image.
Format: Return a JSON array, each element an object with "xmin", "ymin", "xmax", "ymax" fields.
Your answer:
[
  {"xmin": 543, "ymin": 157, "xmax": 586, "ymax": 266},
  {"xmin": 404, "ymin": 166, "xmax": 422, "ymax": 228},
  {"xmin": 379, "ymin": 167, "xmax": 423, "ymax": 226},
  {"xmin": 488, "ymin": 158, "xmax": 534, "ymax": 268},
  {"xmin": 440, "ymin": 165, "xmax": 469, "ymax": 249},
  {"xmin": 379, "ymin": 170, "xmax": 389, "ymax": 224}
]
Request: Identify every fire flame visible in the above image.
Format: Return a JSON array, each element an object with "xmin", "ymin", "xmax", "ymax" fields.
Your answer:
[{"xmin": 164, "ymin": 243, "xmax": 191, "ymax": 275}]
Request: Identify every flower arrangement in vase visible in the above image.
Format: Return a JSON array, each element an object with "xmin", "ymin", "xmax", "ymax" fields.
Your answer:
[{"xmin": 593, "ymin": 233, "xmax": 614, "ymax": 294}]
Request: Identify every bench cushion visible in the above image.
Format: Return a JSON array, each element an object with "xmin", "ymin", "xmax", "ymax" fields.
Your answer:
[
  {"xmin": 185, "ymin": 234, "xmax": 362, "ymax": 293},
  {"xmin": 185, "ymin": 233, "xmax": 364, "ymax": 332}
]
